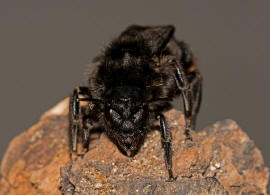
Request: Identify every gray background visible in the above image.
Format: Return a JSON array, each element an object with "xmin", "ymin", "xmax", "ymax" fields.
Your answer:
[{"xmin": 0, "ymin": 0, "xmax": 269, "ymax": 171}]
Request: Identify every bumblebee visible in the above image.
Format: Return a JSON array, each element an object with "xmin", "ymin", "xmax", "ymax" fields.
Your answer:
[{"xmin": 69, "ymin": 25, "xmax": 202, "ymax": 181}]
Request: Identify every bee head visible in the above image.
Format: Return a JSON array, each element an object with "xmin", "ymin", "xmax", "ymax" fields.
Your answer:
[{"xmin": 104, "ymin": 86, "xmax": 148, "ymax": 156}]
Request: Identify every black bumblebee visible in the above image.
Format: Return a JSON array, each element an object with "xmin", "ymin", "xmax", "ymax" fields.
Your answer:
[{"xmin": 69, "ymin": 25, "xmax": 202, "ymax": 181}]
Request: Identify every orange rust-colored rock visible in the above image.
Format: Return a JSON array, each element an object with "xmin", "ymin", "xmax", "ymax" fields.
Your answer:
[
  {"xmin": 0, "ymin": 98, "xmax": 70, "ymax": 195},
  {"xmin": 0, "ymin": 98, "xmax": 269, "ymax": 194}
]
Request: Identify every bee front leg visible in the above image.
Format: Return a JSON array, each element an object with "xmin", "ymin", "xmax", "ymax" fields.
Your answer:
[
  {"xmin": 69, "ymin": 87, "xmax": 81, "ymax": 160},
  {"xmin": 159, "ymin": 114, "xmax": 177, "ymax": 182},
  {"xmin": 69, "ymin": 86, "xmax": 92, "ymax": 160}
]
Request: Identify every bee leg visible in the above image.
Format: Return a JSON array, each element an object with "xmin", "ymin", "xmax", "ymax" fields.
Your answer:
[
  {"xmin": 69, "ymin": 87, "xmax": 80, "ymax": 160},
  {"xmin": 177, "ymin": 41, "xmax": 202, "ymax": 131},
  {"xmin": 82, "ymin": 114, "xmax": 93, "ymax": 152},
  {"xmin": 173, "ymin": 61, "xmax": 194, "ymax": 141},
  {"xmin": 69, "ymin": 86, "xmax": 92, "ymax": 160},
  {"xmin": 159, "ymin": 114, "xmax": 177, "ymax": 182},
  {"xmin": 188, "ymin": 71, "xmax": 202, "ymax": 129}
]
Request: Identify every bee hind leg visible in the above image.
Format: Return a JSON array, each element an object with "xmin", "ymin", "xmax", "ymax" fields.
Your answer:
[{"xmin": 173, "ymin": 42, "xmax": 202, "ymax": 141}]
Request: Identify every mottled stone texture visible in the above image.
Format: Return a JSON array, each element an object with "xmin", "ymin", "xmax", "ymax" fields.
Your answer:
[{"xmin": 0, "ymin": 98, "xmax": 269, "ymax": 194}]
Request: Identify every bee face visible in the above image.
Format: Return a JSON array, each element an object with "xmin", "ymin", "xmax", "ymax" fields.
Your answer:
[{"xmin": 104, "ymin": 86, "xmax": 148, "ymax": 155}]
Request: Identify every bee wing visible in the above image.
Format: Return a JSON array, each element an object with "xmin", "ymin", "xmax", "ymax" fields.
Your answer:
[
  {"xmin": 122, "ymin": 25, "xmax": 175, "ymax": 55},
  {"xmin": 143, "ymin": 25, "xmax": 175, "ymax": 55}
]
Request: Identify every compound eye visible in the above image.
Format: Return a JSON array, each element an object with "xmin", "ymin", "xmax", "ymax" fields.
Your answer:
[
  {"xmin": 109, "ymin": 109, "xmax": 122, "ymax": 124},
  {"xmin": 133, "ymin": 109, "xmax": 143, "ymax": 123},
  {"xmin": 110, "ymin": 108, "xmax": 121, "ymax": 119}
]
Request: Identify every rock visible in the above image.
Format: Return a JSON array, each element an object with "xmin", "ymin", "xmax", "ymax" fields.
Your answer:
[{"xmin": 0, "ymin": 98, "xmax": 269, "ymax": 194}]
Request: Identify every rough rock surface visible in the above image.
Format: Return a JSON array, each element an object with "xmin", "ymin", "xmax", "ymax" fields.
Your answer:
[{"xmin": 0, "ymin": 98, "xmax": 269, "ymax": 194}]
